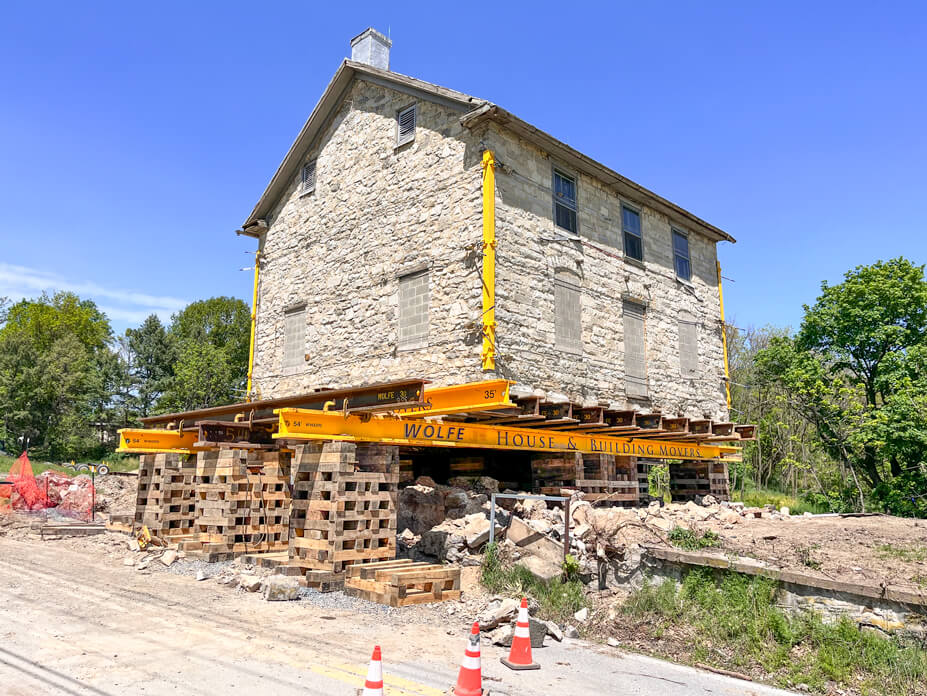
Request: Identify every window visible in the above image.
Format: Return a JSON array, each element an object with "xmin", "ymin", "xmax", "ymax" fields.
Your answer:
[
  {"xmin": 554, "ymin": 270, "xmax": 582, "ymax": 353},
  {"xmin": 672, "ymin": 229, "xmax": 691, "ymax": 281},
  {"xmin": 679, "ymin": 313, "xmax": 698, "ymax": 378},
  {"xmin": 397, "ymin": 105, "xmax": 416, "ymax": 146},
  {"xmin": 622, "ymin": 205, "xmax": 643, "ymax": 262},
  {"xmin": 552, "ymin": 170, "xmax": 577, "ymax": 234},
  {"xmin": 398, "ymin": 270, "xmax": 429, "ymax": 349},
  {"xmin": 300, "ymin": 159, "xmax": 316, "ymax": 194},
  {"xmin": 283, "ymin": 306, "xmax": 306, "ymax": 371},
  {"xmin": 623, "ymin": 301, "xmax": 648, "ymax": 398}
]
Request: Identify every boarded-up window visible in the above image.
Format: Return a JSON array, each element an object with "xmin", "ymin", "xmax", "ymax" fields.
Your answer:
[
  {"xmin": 283, "ymin": 306, "xmax": 306, "ymax": 371},
  {"xmin": 398, "ymin": 270, "xmax": 429, "ymax": 349},
  {"xmin": 679, "ymin": 314, "xmax": 699, "ymax": 378},
  {"xmin": 554, "ymin": 270, "xmax": 582, "ymax": 353},
  {"xmin": 623, "ymin": 301, "xmax": 648, "ymax": 398}
]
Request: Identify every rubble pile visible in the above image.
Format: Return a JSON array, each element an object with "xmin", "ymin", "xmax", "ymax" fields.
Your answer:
[{"xmin": 402, "ymin": 475, "xmax": 804, "ymax": 587}]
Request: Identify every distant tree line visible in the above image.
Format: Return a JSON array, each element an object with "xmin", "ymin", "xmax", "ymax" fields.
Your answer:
[
  {"xmin": 0, "ymin": 293, "xmax": 249, "ymax": 460},
  {"xmin": 729, "ymin": 257, "xmax": 927, "ymax": 518}
]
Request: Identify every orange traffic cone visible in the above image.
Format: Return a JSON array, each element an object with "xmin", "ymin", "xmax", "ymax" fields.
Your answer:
[
  {"xmin": 501, "ymin": 597, "xmax": 540, "ymax": 670},
  {"xmin": 362, "ymin": 645, "xmax": 384, "ymax": 696},
  {"xmin": 452, "ymin": 621, "xmax": 483, "ymax": 696}
]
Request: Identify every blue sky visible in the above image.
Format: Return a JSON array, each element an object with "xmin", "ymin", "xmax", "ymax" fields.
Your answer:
[{"xmin": 1, "ymin": 1, "xmax": 924, "ymax": 334}]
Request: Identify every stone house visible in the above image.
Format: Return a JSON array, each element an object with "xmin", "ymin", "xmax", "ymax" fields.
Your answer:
[{"xmin": 238, "ymin": 29, "xmax": 736, "ymax": 421}]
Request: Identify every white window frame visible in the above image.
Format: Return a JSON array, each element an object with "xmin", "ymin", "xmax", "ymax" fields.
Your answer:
[{"xmin": 672, "ymin": 228, "xmax": 692, "ymax": 281}]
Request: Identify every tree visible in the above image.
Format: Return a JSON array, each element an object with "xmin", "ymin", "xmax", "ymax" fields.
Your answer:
[
  {"xmin": 156, "ymin": 297, "xmax": 250, "ymax": 412},
  {"xmin": 755, "ymin": 258, "xmax": 927, "ymax": 515},
  {"xmin": 0, "ymin": 293, "xmax": 113, "ymax": 458},
  {"xmin": 126, "ymin": 314, "xmax": 173, "ymax": 417}
]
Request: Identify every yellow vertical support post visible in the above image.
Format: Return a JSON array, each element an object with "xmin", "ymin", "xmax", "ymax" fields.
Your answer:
[
  {"xmin": 717, "ymin": 260, "xmax": 732, "ymax": 411},
  {"xmin": 481, "ymin": 150, "xmax": 497, "ymax": 371},
  {"xmin": 246, "ymin": 250, "xmax": 261, "ymax": 401}
]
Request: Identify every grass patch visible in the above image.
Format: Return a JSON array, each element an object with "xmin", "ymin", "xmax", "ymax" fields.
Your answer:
[
  {"xmin": 481, "ymin": 543, "xmax": 586, "ymax": 624},
  {"xmin": 877, "ymin": 544, "xmax": 927, "ymax": 563},
  {"xmin": 0, "ymin": 453, "xmax": 138, "ymax": 476},
  {"xmin": 623, "ymin": 568, "xmax": 927, "ymax": 695},
  {"xmin": 668, "ymin": 527, "xmax": 721, "ymax": 551},
  {"xmin": 731, "ymin": 487, "xmax": 828, "ymax": 515}
]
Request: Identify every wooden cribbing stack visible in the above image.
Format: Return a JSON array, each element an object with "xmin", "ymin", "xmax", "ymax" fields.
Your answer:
[
  {"xmin": 134, "ymin": 453, "xmax": 196, "ymax": 539},
  {"xmin": 287, "ymin": 442, "xmax": 399, "ymax": 591},
  {"xmin": 178, "ymin": 448, "xmax": 291, "ymax": 560},
  {"xmin": 344, "ymin": 559, "xmax": 461, "ymax": 607},
  {"xmin": 532, "ymin": 452, "xmax": 583, "ymax": 493}
]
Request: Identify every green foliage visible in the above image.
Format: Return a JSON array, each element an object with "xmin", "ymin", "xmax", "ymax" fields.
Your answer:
[
  {"xmin": 731, "ymin": 487, "xmax": 831, "ymax": 515},
  {"xmin": 876, "ymin": 543, "xmax": 927, "ymax": 563},
  {"xmin": 481, "ymin": 543, "xmax": 586, "ymax": 624},
  {"xmin": 562, "ymin": 554, "xmax": 581, "ymax": 581},
  {"xmin": 0, "ymin": 291, "xmax": 249, "ymax": 460},
  {"xmin": 752, "ymin": 258, "xmax": 927, "ymax": 517},
  {"xmin": 668, "ymin": 527, "xmax": 721, "ymax": 550},
  {"xmin": 157, "ymin": 297, "xmax": 250, "ymax": 412},
  {"xmin": 625, "ymin": 569, "xmax": 927, "ymax": 695},
  {"xmin": 0, "ymin": 294, "xmax": 111, "ymax": 459},
  {"xmin": 126, "ymin": 315, "xmax": 172, "ymax": 417}
]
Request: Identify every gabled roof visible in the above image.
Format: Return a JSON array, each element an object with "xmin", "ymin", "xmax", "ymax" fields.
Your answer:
[{"xmin": 240, "ymin": 61, "xmax": 735, "ymax": 244}]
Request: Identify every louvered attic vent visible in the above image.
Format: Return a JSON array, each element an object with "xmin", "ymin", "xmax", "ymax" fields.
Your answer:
[
  {"xmin": 397, "ymin": 105, "xmax": 416, "ymax": 146},
  {"xmin": 301, "ymin": 159, "xmax": 316, "ymax": 194}
]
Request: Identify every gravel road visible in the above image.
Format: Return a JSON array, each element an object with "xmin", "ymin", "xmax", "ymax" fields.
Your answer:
[{"xmin": 0, "ymin": 536, "xmax": 799, "ymax": 696}]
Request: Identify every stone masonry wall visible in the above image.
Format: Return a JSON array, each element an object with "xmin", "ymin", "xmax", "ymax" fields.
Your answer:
[
  {"xmin": 481, "ymin": 122, "xmax": 728, "ymax": 419},
  {"xmin": 253, "ymin": 77, "xmax": 729, "ymax": 420},
  {"xmin": 252, "ymin": 79, "xmax": 486, "ymax": 396}
]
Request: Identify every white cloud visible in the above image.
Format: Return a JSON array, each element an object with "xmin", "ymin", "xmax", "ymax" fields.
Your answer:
[{"xmin": 0, "ymin": 263, "xmax": 187, "ymax": 328}]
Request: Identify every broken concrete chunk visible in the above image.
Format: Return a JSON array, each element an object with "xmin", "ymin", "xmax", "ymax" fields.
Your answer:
[
  {"xmin": 544, "ymin": 620, "xmax": 563, "ymax": 642},
  {"xmin": 160, "ymin": 549, "xmax": 178, "ymax": 567},
  {"xmin": 489, "ymin": 617, "xmax": 547, "ymax": 648},
  {"xmin": 239, "ymin": 574, "xmax": 263, "ymax": 592},
  {"xmin": 478, "ymin": 598, "xmax": 519, "ymax": 631},
  {"xmin": 195, "ymin": 570, "xmax": 208, "ymax": 581},
  {"xmin": 127, "ymin": 539, "xmax": 140, "ymax": 552},
  {"xmin": 262, "ymin": 576, "xmax": 300, "ymax": 601},
  {"xmin": 122, "ymin": 556, "xmax": 136, "ymax": 567},
  {"xmin": 563, "ymin": 625, "xmax": 580, "ymax": 639},
  {"xmin": 574, "ymin": 607, "xmax": 589, "ymax": 622},
  {"xmin": 647, "ymin": 516, "xmax": 674, "ymax": 533},
  {"xmin": 607, "ymin": 637, "xmax": 621, "ymax": 648},
  {"xmin": 516, "ymin": 555, "xmax": 562, "ymax": 583}
]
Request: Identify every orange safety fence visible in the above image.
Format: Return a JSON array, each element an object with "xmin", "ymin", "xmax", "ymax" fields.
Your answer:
[{"xmin": 0, "ymin": 452, "xmax": 95, "ymax": 521}]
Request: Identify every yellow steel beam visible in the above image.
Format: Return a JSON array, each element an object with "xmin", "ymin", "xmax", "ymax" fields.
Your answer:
[
  {"xmin": 717, "ymin": 260, "xmax": 732, "ymax": 412},
  {"xmin": 275, "ymin": 409, "xmax": 738, "ymax": 461},
  {"xmin": 481, "ymin": 149, "xmax": 497, "ymax": 371},
  {"xmin": 117, "ymin": 428, "xmax": 201, "ymax": 454},
  {"xmin": 394, "ymin": 379, "xmax": 515, "ymax": 417},
  {"xmin": 246, "ymin": 250, "xmax": 261, "ymax": 401}
]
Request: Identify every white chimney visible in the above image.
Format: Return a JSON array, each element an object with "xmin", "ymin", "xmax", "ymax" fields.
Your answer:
[{"xmin": 350, "ymin": 28, "xmax": 391, "ymax": 71}]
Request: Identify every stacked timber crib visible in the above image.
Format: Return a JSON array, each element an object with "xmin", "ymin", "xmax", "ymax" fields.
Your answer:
[
  {"xmin": 178, "ymin": 449, "xmax": 291, "ymax": 560},
  {"xmin": 287, "ymin": 442, "xmax": 399, "ymax": 591},
  {"xmin": 135, "ymin": 453, "xmax": 196, "ymax": 539}
]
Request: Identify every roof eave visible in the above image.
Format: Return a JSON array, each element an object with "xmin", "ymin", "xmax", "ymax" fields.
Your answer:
[
  {"xmin": 460, "ymin": 105, "xmax": 736, "ymax": 244},
  {"xmin": 243, "ymin": 60, "xmax": 481, "ymax": 229}
]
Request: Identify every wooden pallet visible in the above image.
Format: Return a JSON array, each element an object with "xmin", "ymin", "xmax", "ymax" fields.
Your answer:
[{"xmin": 344, "ymin": 559, "xmax": 461, "ymax": 607}]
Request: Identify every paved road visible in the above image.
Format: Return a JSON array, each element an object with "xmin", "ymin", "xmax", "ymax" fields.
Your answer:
[{"xmin": 0, "ymin": 537, "xmax": 798, "ymax": 696}]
